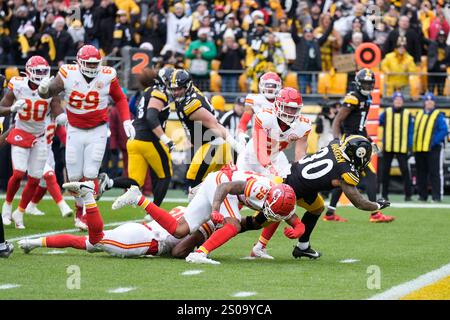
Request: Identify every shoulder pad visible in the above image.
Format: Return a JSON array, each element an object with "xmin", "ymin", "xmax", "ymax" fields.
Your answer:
[{"xmin": 343, "ymin": 94, "xmax": 359, "ymax": 105}]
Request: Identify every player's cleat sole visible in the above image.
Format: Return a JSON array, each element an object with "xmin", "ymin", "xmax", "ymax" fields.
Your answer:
[
  {"xmin": 369, "ymin": 212, "xmax": 395, "ymax": 223},
  {"xmin": 112, "ymin": 186, "xmax": 142, "ymax": 210},
  {"xmin": 322, "ymin": 214, "xmax": 348, "ymax": 222},
  {"xmin": 97, "ymin": 173, "xmax": 110, "ymax": 200},
  {"xmin": 74, "ymin": 217, "xmax": 88, "ymax": 231},
  {"xmin": 63, "ymin": 181, "xmax": 95, "ymax": 198},
  {"xmin": 12, "ymin": 209, "xmax": 25, "ymax": 229},
  {"xmin": 18, "ymin": 239, "xmax": 38, "ymax": 254},
  {"xmin": 292, "ymin": 246, "xmax": 321, "ymax": 259},
  {"xmin": 250, "ymin": 246, "xmax": 274, "ymax": 259},
  {"xmin": 186, "ymin": 252, "xmax": 220, "ymax": 265},
  {"xmin": 0, "ymin": 241, "xmax": 14, "ymax": 258}
]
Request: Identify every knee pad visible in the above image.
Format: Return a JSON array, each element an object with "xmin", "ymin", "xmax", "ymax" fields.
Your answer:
[
  {"xmin": 27, "ymin": 175, "xmax": 41, "ymax": 186},
  {"xmin": 43, "ymin": 170, "xmax": 57, "ymax": 182}
]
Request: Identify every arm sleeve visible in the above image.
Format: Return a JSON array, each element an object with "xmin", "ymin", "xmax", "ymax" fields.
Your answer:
[
  {"xmin": 109, "ymin": 77, "xmax": 130, "ymax": 122},
  {"xmin": 290, "ymin": 20, "xmax": 300, "ymax": 43},
  {"xmin": 55, "ymin": 125, "xmax": 67, "ymax": 145},
  {"xmin": 433, "ymin": 114, "xmax": 449, "ymax": 146},
  {"xmin": 238, "ymin": 111, "xmax": 252, "ymax": 132},
  {"xmin": 146, "ymin": 107, "xmax": 162, "ymax": 130},
  {"xmin": 108, "ymin": 108, "xmax": 119, "ymax": 150},
  {"xmin": 253, "ymin": 115, "xmax": 272, "ymax": 168}
]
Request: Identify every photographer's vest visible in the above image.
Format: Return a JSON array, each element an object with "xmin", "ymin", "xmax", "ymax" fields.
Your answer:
[
  {"xmin": 413, "ymin": 109, "xmax": 441, "ymax": 152},
  {"xmin": 383, "ymin": 107, "xmax": 411, "ymax": 153}
]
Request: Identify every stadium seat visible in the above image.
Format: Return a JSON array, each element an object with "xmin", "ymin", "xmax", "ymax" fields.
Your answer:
[
  {"xmin": 317, "ymin": 71, "xmax": 347, "ymax": 95},
  {"xmin": 210, "ymin": 71, "xmax": 221, "ymax": 92},
  {"xmin": 409, "ymin": 74, "xmax": 422, "ymax": 100},
  {"xmin": 284, "ymin": 72, "xmax": 299, "ymax": 90},
  {"xmin": 211, "ymin": 60, "xmax": 221, "ymax": 71},
  {"xmin": 5, "ymin": 67, "xmax": 19, "ymax": 81},
  {"xmin": 239, "ymin": 73, "xmax": 248, "ymax": 92},
  {"xmin": 444, "ymin": 67, "xmax": 450, "ymax": 96}
]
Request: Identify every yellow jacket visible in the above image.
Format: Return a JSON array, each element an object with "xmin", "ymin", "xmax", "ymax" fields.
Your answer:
[
  {"xmin": 115, "ymin": 0, "xmax": 140, "ymax": 17},
  {"xmin": 381, "ymin": 51, "xmax": 417, "ymax": 94}
]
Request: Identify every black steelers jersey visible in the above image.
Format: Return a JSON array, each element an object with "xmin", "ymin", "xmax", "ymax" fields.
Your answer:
[
  {"xmin": 175, "ymin": 86, "xmax": 216, "ymax": 147},
  {"xmin": 133, "ymin": 83, "xmax": 170, "ymax": 142},
  {"xmin": 285, "ymin": 141, "xmax": 361, "ymax": 199},
  {"xmin": 341, "ymin": 90, "xmax": 371, "ymax": 137}
]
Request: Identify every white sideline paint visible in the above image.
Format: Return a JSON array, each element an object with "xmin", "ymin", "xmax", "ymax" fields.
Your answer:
[
  {"xmin": 0, "ymin": 284, "xmax": 21, "ymax": 290},
  {"xmin": 232, "ymin": 292, "xmax": 257, "ymax": 297},
  {"xmin": 367, "ymin": 262, "xmax": 450, "ymax": 300},
  {"xmin": 181, "ymin": 270, "xmax": 204, "ymax": 276},
  {"xmin": 107, "ymin": 287, "xmax": 136, "ymax": 293},
  {"xmin": 339, "ymin": 259, "xmax": 359, "ymax": 263}
]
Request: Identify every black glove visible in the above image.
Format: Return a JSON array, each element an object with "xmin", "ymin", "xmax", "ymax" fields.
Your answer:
[
  {"xmin": 166, "ymin": 140, "xmax": 175, "ymax": 152},
  {"xmin": 376, "ymin": 198, "xmax": 390, "ymax": 210}
]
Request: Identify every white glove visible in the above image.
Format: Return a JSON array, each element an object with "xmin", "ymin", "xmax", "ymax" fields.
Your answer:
[
  {"xmin": 237, "ymin": 132, "xmax": 249, "ymax": 146},
  {"xmin": 11, "ymin": 99, "xmax": 27, "ymax": 113},
  {"xmin": 226, "ymin": 135, "xmax": 245, "ymax": 154},
  {"xmin": 55, "ymin": 113, "xmax": 68, "ymax": 126},
  {"xmin": 123, "ymin": 120, "xmax": 136, "ymax": 140},
  {"xmin": 38, "ymin": 76, "xmax": 53, "ymax": 95}
]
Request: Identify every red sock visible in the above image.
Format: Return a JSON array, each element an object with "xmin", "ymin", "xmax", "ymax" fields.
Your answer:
[
  {"xmin": 6, "ymin": 170, "xmax": 25, "ymax": 203},
  {"xmin": 45, "ymin": 234, "xmax": 87, "ymax": 250},
  {"xmin": 18, "ymin": 176, "xmax": 40, "ymax": 210},
  {"xmin": 75, "ymin": 203, "xmax": 83, "ymax": 219},
  {"xmin": 44, "ymin": 171, "xmax": 63, "ymax": 203},
  {"xmin": 258, "ymin": 222, "xmax": 280, "ymax": 248},
  {"xmin": 138, "ymin": 196, "xmax": 177, "ymax": 235},
  {"xmin": 85, "ymin": 204, "xmax": 104, "ymax": 245},
  {"xmin": 93, "ymin": 178, "xmax": 99, "ymax": 195},
  {"xmin": 197, "ymin": 223, "xmax": 238, "ymax": 254},
  {"xmin": 31, "ymin": 186, "xmax": 47, "ymax": 204}
]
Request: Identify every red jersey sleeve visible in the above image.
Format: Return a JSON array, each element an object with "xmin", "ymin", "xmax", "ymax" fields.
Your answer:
[
  {"xmin": 253, "ymin": 115, "xmax": 272, "ymax": 168},
  {"xmin": 109, "ymin": 77, "xmax": 130, "ymax": 122}
]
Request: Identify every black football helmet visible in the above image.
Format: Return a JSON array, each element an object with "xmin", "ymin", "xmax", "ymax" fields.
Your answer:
[
  {"xmin": 157, "ymin": 66, "xmax": 174, "ymax": 86},
  {"xmin": 167, "ymin": 69, "xmax": 194, "ymax": 103},
  {"xmin": 354, "ymin": 68, "xmax": 375, "ymax": 96},
  {"xmin": 340, "ymin": 135, "xmax": 373, "ymax": 171}
]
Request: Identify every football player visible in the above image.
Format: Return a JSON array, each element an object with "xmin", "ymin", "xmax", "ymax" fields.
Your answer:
[
  {"xmin": 112, "ymin": 165, "xmax": 304, "ymax": 264},
  {"xmin": 327, "ymin": 68, "xmax": 394, "ymax": 223},
  {"xmin": 0, "ymin": 56, "xmax": 66, "ymax": 229},
  {"xmin": 255, "ymin": 135, "xmax": 391, "ymax": 260},
  {"xmin": 18, "ymin": 181, "xmax": 215, "ymax": 259},
  {"xmin": 236, "ymin": 72, "xmax": 282, "ymax": 145},
  {"xmin": 37, "ymin": 45, "xmax": 135, "ymax": 230}
]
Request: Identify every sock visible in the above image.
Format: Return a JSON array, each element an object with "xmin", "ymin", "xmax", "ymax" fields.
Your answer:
[
  {"xmin": 296, "ymin": 241, "xmax": 309, "ymax": 250},
  {"xmin": 31, "ymin": 186, "xmax": 47, "ymax": 204},
  {"xmin": 256, "ymin": 221, "xmax": 280, "ymax": 249},
  {"xmin": 75, "ymin": 196, "xmax": 84, "ymax": 219},
  {"xmin": 152, "ymin": 177, "xmax": 171, "ymax": 206},
  {"xmin": 18, "ymin": 176, "xmax": 40, "ymax": 211},
  {"xmin": 138, "ymin": 196, "xmax": 178, "ymax": 235},
  {"xmin": 85, "ymin": 201, "xmax": 104, "ymax": 245},
  {"xmin": 111, "ymin": 177, "xmax": 138, "ymax": 189},
  {"xmin": 298, "ymin": 211, "xmax": 320, "ymax": 243},
  {"xmin": 196, "ymin": 223, "xmax": 238, "ymax": 254},
  {"xmin": 44, "ymin": 235, "xmax": 87, "ymax": 249},
  {"xmin": 44, "ymin": 171, "xmax": 63, "ymax": 203},
  {"xmin": 93, "ymin": 178, "xmax": 99, "ymax": 195},
  {"xmin": 6, "ymin": 170, "xmax": 25, "ymax": 203}
]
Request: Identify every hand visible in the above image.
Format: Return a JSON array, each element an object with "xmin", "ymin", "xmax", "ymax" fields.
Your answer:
[
  {"xmin": 123, "ymin": 120, "xmax": 136, "ymax": 140},
  {"xmin": 166, "ymin": 140, "xmax": 176, "ymax": 152},
  {"xmin": 376, "ymin": 198, "xmax": 390, "ymax": 210},
  {"xmin": 211, "ymin": 210, "xmax": 224, "ymax": 225},
  {"xmin": 283, "ymin": 223, "xmax": 305, "ymax": 239},
  {"xmin": 38, "ymin": 76, "xmax": 54, "ymax": 95},
  {"xmin": 11, "ymin": 99, "xmax": 27, "ymax": 113},
  {"xmin": 237, "ymin": 132, "xmax": 249, "ymax": 146}
]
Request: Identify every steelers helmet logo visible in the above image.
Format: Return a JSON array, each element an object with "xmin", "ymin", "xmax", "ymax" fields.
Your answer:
[{"xmin": 356, "ymin": 147, "xmax": 367, "ymax": 158}]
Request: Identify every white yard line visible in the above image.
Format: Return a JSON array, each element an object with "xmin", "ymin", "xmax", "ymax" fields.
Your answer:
[
  {"xmin": 0, "ymin": 284, "xmax": 21, "ymax": 290},
  {"xmin": 367, "ymin": 262, "xmax": 450, "ymax": 300},
  {"xmin": 181, "ymin": 270, "xmax": 204, "ymax": 276},
  {"xmin": 232, "ymin": 292, "xmax": 257, "ymax": 297},
  {"xmin": 107, "ymin": 287, "xmax": 136, "ymax": 293}
]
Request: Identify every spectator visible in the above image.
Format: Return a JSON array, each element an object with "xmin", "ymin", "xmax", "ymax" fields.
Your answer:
[
  {"xmin": 381, "ymin": 36, "xmax": 417, "ymax": 96},
  {"xmin": 310, "ymin": 3, "xmax": 321, "ymax": 29},
  {"xmin": 247, "ymin": 18, "xmax": 268, "ymax": 54},
  {"xmin": 429, "ymin": 5, "xmax": 450, "ymax": 41},
  {"xmin": 97, "ymin": 0, "xmax": 118, "ymax": 54},
  {"xmin": 418, "ymin": 0, "xmax": 434, "ymax": 38},
  {"xmin": 9, "ymin": 5, "xmax": 34, "ymax": 38},
  {"xmin": 314, "ymin": 13, "xmax": 342, "ymax": 72},
  {"xmin": 374, "ymin": 21, "xmax": 390, "ymax": 47},
  {"xmin": 315, "ymin": 101, "xmax": 338, "ymax": 150},
  {"xmin": 67, "ymin": 19, "xmax": 85, "ymax": 50},
  {"xmin": 383, "ymin": 15, "xmax": 421, "ymax": 64},
  {"xmin": 185, "ymin": 27, "xmax": 217, "ymax": 91},
  {"xmin": 218, "ymin": 14, "xmax": 244, "ymax": 47},
  {"xmin": 114, "ymin": 0, "xmax": 139, "ymax": 21},
  {"xmin": 379, "ymin": 92, "xmax": 413, "ymax": 201},
  {"xmin": 341, "ymin": 17, "xmax": 370, "ymax": 54},
  {"xmin": 413, "ymin": 93, "xmax": 449, "ymax": 202},
  {"xmin": 162, "ymin": 2, "xmax": 192, "ymax": 57},
  {"xmin": 50, "ymin": 16, "xmax": 74, "ymax": 66},
  {"xmin": 334, "ymin": 3, "xmax": 374, "ymax": 39},
  {"xmin": 190, "ymin": 0, "xmax": 209, "ymax": 36},
  {"xmin": 0, "ymin": 19, "xmax": 12, "ymax": 65},
  {"xmin": 112, "ymin": 9, "xmax": 135, "ymax": 56},
  {"xmin": 427, "ymin": 30, "xmax": 450, "ymax": 96},
  {"xmin": 211, "ymin": 4, "xmax": 226, "ymax": 46},
  {"xmin": 14, "ymin": 24, "xmax": 39, "ymax": 64},
  {"xmin": 342, "ymin": 31, "xmax": 363, "ymax": 54},
  {"xmin": 81, "ymin": 0, "xmax": 100, "ymax": 47},
  {"xmin": 218, "ymin": 32, "xmax": 244, "ymax": 93},
  {"xmin": 191, "ymin": 14, "xmax": 212, "ymax": 41},
  {"xmin": 138, "ymin": 11, "xmax": 166, "ymax": 56},
  {"xmin": 383, "ymin": 5, "xmax": 400, "ymax": 29}
]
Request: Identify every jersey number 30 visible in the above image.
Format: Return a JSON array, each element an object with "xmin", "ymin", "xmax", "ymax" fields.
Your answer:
[
  {"xmin": 19, "ymin": 99, "xmax": 48, "ymax": 121},
  {"xmin": 298, "ymin": 148, "xmax": 333, "ymax": 180}
]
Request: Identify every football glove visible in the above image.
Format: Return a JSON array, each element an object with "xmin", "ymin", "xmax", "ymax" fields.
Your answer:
[
  {"xmin": 123, "ymin": 120, "xmax": 136, "ymax": 140},
  {"xmin": 376, "ymin": 198, "xmax": 390, "ymax": 210},
  {"xmin": 11, "ymin": 99, "xmax": 26, "ymax": 113},
  {"xmin": 38, "ymin": 76, "xmax": 53, "ymax": 95},
  {"xmin": 211, "ymin": 210, "xmax": 224, "ymax": 225}
]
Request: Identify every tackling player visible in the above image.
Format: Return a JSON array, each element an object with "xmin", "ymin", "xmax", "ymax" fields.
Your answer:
[
  {"xmin": 37, "ymin": 45, "xmax": 135, "ymax": 230},
  {"xmin": 0, "ymin": 56, "xmax": 66, "ymax": 229}
]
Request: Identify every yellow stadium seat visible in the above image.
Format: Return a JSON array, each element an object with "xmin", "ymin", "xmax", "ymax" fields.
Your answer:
[
  {"xmin": 5, "ymin": 67, "xmax": 19, "ymax": 81},
  {"xmin": 284, "ymin": 72, "xmax": 299, "ymax": 90},
  {"xmin": 239, "ymin": 73, "xmax": 248, "ymax": 92},
  {"xmin": 211, "ymin": 59, "xmax": 221, "ymax": 71},
  {"xmin": 444, "ymin": 67, "xmax": 450, "ymax": 96},
  {"xmin": 318, "ymin": 72, "xmax": 348, "ymax": 95},
  {"xmin": 409, "ymin": 75, "xmax": 422, "ymax": 100},
  {"xmin": 420, "ymin": 56, "xmax": 428, "ymax": 93},
  {"xmin": 210, "ymin": 71, "xmax": 221, "ymax": 92}
]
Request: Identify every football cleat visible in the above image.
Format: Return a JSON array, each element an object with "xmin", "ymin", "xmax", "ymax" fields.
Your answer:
[
  {"xmin": 74, "ymin": 217, "xmax": 88, "ymax": 231},
  {"xmin": 292, "ymin": 245, "xmax": 321, "ymax": 259},
  {"xmin": 185, "ymin": 252, "xmax": 220, "ymax": 265},
  {"xmin": 25, "ymin": 203, "xmax": 45, "ymax": 216},
  {"xmin": 322, "ymin": 214, "xmax": 348, "ymax": 222},
  {"xmin": 59, "ymin": 201, "xmax": 73, "ymax": 218},
  {"xmin": 12, "ymin": 209, "xmax": 25, "ymax": 229},
  {"xmin": 143, "ymin": 214, "xmax": 154, "ymax": 223},
  {"xmin": 112, "ymin": 186, "xmax": 142, "ymax": 210},
  {"xmin": 250, "ymin": 246, "xmax": 274, "ymax": 259},
  {"xmin": 63, "ymin": 181, "xmax": 95, "ymax": 197},
  {"xmin": 97, "ymin": 172, "xmax": 111, "ymax": 200},
  {"xmin": 18, "ymin": 239, "xmax": 39, "ymax": 254},
  {"xmin": 2, "ymin": 202, "xmax": 12, "ymax": 225},
  {"xmin": 369, "ymin": 212, "xmax": 395, "ymax": 223},
  {"xmin": 0, "ymin": 241, "xmax": 14, "ymax": 258}
]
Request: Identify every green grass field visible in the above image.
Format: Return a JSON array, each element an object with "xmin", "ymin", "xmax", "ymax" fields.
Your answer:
[{"xmin": 1, "ymin": 196, "xmax": 449, "ymax": 300}]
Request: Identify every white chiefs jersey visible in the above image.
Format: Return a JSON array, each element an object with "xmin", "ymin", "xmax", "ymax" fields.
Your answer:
[
  {"xmin": 58, "ymin": 64, "xmax": 116, "ymax": 129},
  {"xmin": 8, "ymin": 76, "xmax": 52, "ymax": 136},
  {"xmin": 245, "ymin": 93, "xmax": 274, "ymax": 115},
  {"xmin": 254, "ymin": 108, "xmax": 312, "ymax": 157}
]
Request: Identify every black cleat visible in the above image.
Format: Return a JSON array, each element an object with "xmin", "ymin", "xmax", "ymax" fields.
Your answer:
[
  {"xmin": 292, "ymin": 245, "xmax": 321, "ymax": 259},
  {"xmin": 97, "ymin": 173, "xmax": 110, "ymax": 200},
  {"xmin": 0, "ymin": 241, "xmax": 14, "ymax": 258}
]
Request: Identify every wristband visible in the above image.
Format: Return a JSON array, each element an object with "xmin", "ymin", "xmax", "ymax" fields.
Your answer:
[{"xmin": 160, "ymin": 134, "xmax": 171, "ymax": 145}]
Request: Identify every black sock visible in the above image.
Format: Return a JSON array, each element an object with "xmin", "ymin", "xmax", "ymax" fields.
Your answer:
[
  {"xmin": 0, "ymin": 213, "xmax": 5, "ymax": 244},
  {"xmin": 298, "ymin": 211, "xmax": 320, "ymax": 243},
  {"xmin": 112, "ymin": 177, "xmax": 139, "ymax": 189},
  {"xmin": 152, "ymin": 177, "xmax": 171, "ymax": 206}
]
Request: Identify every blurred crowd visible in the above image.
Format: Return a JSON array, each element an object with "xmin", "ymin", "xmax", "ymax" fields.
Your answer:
[{"xmin": 0, "ymin": 0, "xmax": 450, "ymax": 95}]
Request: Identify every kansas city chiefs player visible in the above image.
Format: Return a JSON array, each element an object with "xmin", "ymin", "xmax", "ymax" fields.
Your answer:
[
  {"xmin": 236, "ymin": 72, "xmax": 281, "ymax": 144},
  {"xmin": 1, "ymin": 56, "xmax": 66, "ymax": 229},
  {"xmin": 38, "ymin": 45, "xmax": 135, "ymax": 230}
]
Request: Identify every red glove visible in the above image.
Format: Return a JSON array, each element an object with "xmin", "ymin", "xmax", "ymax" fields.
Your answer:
[
  {"xmin": 211, "ymin": 210, "xmax": 224, "ymax": 225},
  {"xmin": 283, "ymin": 218, "xmax": 305, "ymax": 239}
]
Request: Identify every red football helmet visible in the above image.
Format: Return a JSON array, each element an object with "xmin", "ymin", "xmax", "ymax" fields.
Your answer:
[
  {"xmin": 274, "ymin": 87, "xmax": 303, "ymax": 124},
  {"xmin": 258, "ymin": 72, "xmax": 282, "ymax": 100},
  {"xmin": 25, "ymin": 56, "xmax": 50, "ymax": 85},
  {"xmin": 263, "ymin": 183, "xmax": 297, "ymax": 221},
  {"xmin": 76, "ymin": 45, "xmax": 102, "ymax": 78}
]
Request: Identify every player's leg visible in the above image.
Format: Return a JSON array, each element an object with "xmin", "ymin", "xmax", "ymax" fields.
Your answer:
[
  {"xmin": 324, "ymin": 187, "xmax": 347, "ymax": 221},
  {"xmin": 186, "ymin": 143, "xmax": 213, "ymax": 189},
  {"xmin": 19, "ymin": 234, "xmax": 87, "ymax": 254},
  {"xmin": 26, "ymin": 179, "xmax": 47, "ymax": 216},
  {"xmin": 250, "ymin": 221, "xmax": 279, "ymax": 259}
]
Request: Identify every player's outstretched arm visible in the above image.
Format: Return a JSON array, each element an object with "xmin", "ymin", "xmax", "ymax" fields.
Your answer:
[
  {"xmin": 171, "ymin": 231, "xmax": 206, "ymax": 259},
  {"xmin": 147, "ymin": 97, "xmax": 174, "ymax": 151},
  {"xmin": 295, "ymin": 135, "xmax": 308, "ymax": 161},
  {"xmin": 340, "ymin": 181, "xmax": 389, "ymax": 211},
  {"xmin": 38, "ymin": 74, "xmax": 64, "ymax": 99},
  {"xmin": 0, "ymin": 90, "xmax": 16, "ymax": 115},
  {"xmin": 332, "ymin": 106, "xmax": 351, "ymax": 139},
  {"xmin": 211, "ymin": 181, "xmax": 246, "ymax": 213}
]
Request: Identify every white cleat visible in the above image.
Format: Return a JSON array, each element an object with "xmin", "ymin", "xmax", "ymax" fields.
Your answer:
[
  {"xmin": 18, "ymin": 239, "xmax": 39, "ymax": 254},
  {"xmin": 2, "ymin": 202, "xmax": 12, "ymax": 225},
  {"xmin": 74, "ymin": 217, "xmax": 88, "ymax": 231},
  {"xmin": 59, "ymin": 201, "xmax": 73, "ymax": 218},
  {"xmin": 12, "ymin": 209, "xmax": 25, "ymax": 229},
  {"xmin": 112, "ymin": 186, "xmax": 142, "ymax": 210},
  {"xmin": 185, "ymin": 252, "xmax": 220, "ymax": 265},
  {"xmin": 25, "ymin": 203, "xmax": 45, "ymax": 216},
  {"xmin": 63, "ymin": 181, "xmax": 95, "ymax": 197},
  {"xmin": 250, "ymin": 246, "xmax": 274, "ymax": 260}
]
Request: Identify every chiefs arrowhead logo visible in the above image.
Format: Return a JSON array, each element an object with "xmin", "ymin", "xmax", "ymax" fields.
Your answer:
[
  {"xmin": 14, "ymin": 135, "xmax": 23, "ymax": 141},
  {"xmin": 288, "ymin": 133, "xmax": 299, "ymax": 142}
]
